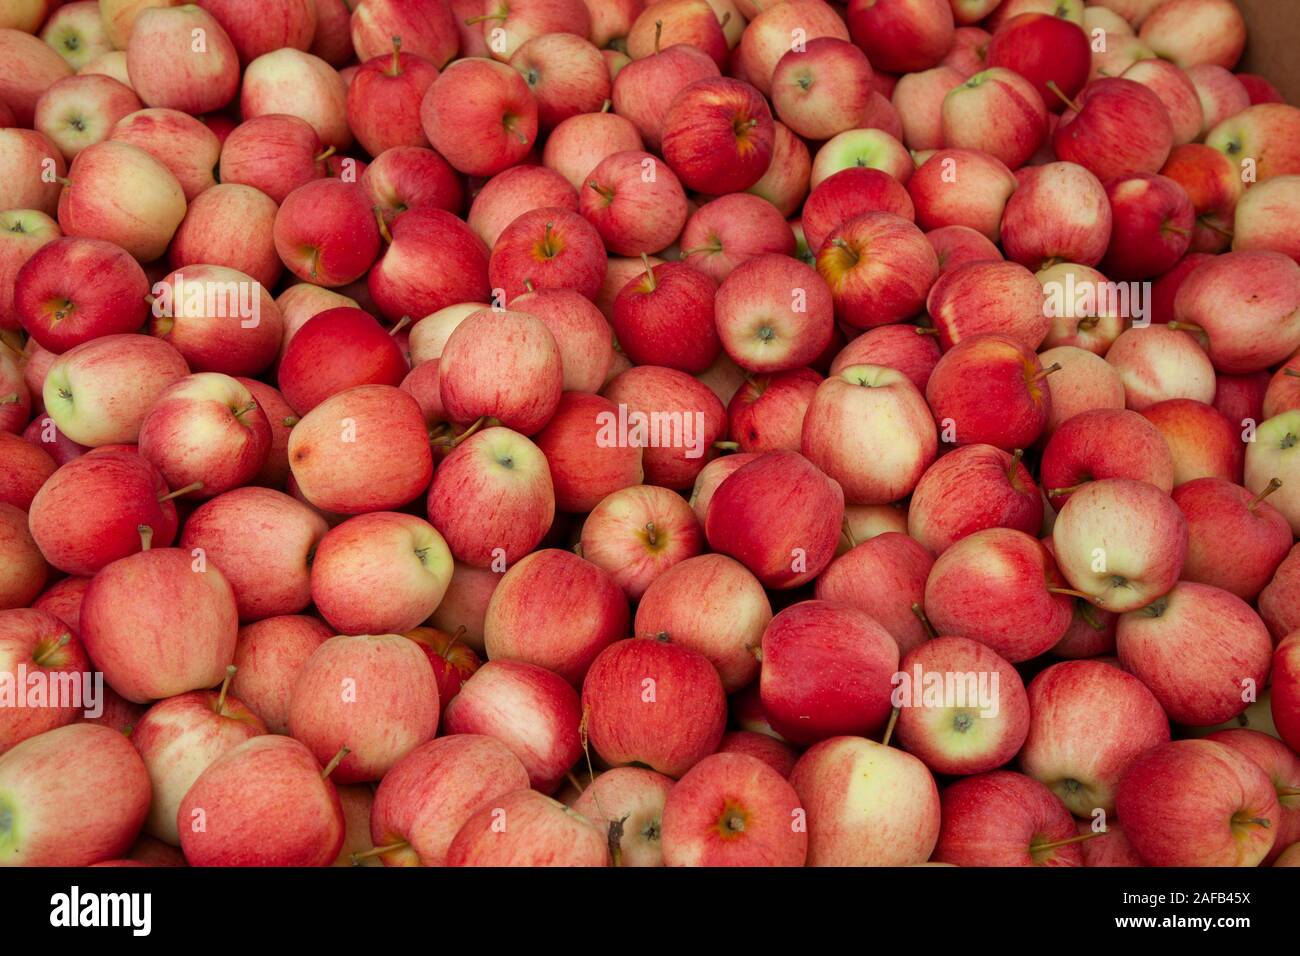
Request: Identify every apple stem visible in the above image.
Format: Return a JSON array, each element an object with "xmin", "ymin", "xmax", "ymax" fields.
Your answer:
[
  {"xmin": 719, "ymin": 10, "xmax": 732, "ymax": 28},
  {"xmin": 158, "ymin": 481, "xmax": 204, "ymax": 502},
  {"xmin": 350, "ymin": 840, "xmax": 407, "ymax": 865},
  {"xmin": 639, "ymin": 252, "xmax": 657, "ymax": 291},
  {"xmin": 0, "ymin": 393, "xmax": 18, "ymax": 406},
  {"xmin": 388, "ymin": 315, "xmax": 412, "ymax": 337},
  {"xmin": 680, "ymin": 242, "xmax": 722, "ymax": 257},
  {"xmin": 1005, "ymin": 448, "xmax": 1025, "ymax": 485},
  {"xmin": 540, "ymin": 221, "xmax": 558, "ymax": 257},
  {"xmin": 1163, "ymin": 223, "xmax": 1192, "ymax": 238},
  {"xmin": 1032, "ymin": 362, "xmax": 1063, "ymax": 381},
  {"xmin": 601, "ymin": 99, "xmax": 612, "ymax": 113},
  {"xmin": 1048, "ymin": 586, "xmax": 1094, "ymax": 600},
  {"xmin": 1045, "ymin": 80, "xmax": 1083, "ymax": 114},
  {"xmin": 389, "ymin": 35, "xmax": 402, "ymax": 75},
  {"xmin": 57, "ymin": 176, "xmax": 72, "ymax": 188},
  {"xmin": 1200, "ymin": 217, "xmax": 1234, "ymax": 239},
  {"xmin": 829, "ymin": 237, "xmax": 860, "ymax": 266},
  {"xmin": 841, "ymin": 520, "xmax": 858, "ymax": 550},
  {"xmin": 442, "ymin": 625, "xmax": 468, "ymax": 659},
  {"xmin": 314, "ymin": 145, "xmax": 336, "ymax": 165},
  {"xmin": 450, "ymin": 416, "xmax": 487, "ymax": 447},
  {"xmin": 373, "ymin": 206, "xmax": 393, "ymax": 244},
  {"xmin": 607, "ymin": 816, "xmax": 627, "ymax": 868},
  {"xmin": 1047, "ymin": 482, "xmax": 1087, "ymax": 497},
  {"xmin": 1248, "ymin": 478, "xmax": 1283, "ymax": 512},
  {"xmin": 137, "ymin": 524, "xmax": 154, "ymax": 551},
  {"xmin": 653, "ymin": 19, "xmax": 664, "ymax": 55},
  {"xmin": 1285, "ymin": 368, "xmax": 1300, "ymax": 379},
  {"xmin": 283, "ymin": 415, "xmax": 300, "ymax": 428},
  {"xmin": 586, "ymin": 179, "xmax": 615, "ymax": 202},
  {"xmin": 712, "ymin": 440, "xmax": 739, "ymax": 452},
  {"xmin": 914, "ymin": 326, "xmax": 940, "ymax": 336},
  {"xmin": 320, "ymin": 746, "xmax": 350, "ymax": 780},
  {"xmin": 911, "ymin": 602, "xmax": 938, "ymax": 640},
  {"xmin": 32, "ymin": 633, "xmax": 72, "ymax": 668},
  {"xmin": 1079, "ymin": 601, "xmax": 1106, "ymax": 631},
  {"xmin": 523, "ymin": 278, "xmax": 535, "ymax": 293},
  {"xmin": 464, "ymin": 9, "xmax": 506, "ymax": 25},
  {"xmin": 881, "ymin": 706, "xmax": 900, "ymax": 748},
  {"xmin": 215, "ymin": 664, "xmax": 236, "ymax": 716},
  {"xmin": 1030, "ymin": 830, "xmax": 1103, "ymax": 854},
  {"xmin": 565, "ymin": 770, "xmax": 587, "ymax": 793},
  {"xmin": 1167, "ymin": 320, "xmax": 1205, "ymax": 335}
]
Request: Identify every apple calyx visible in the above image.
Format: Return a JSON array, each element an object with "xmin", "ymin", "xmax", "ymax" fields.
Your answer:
[
  {"xmin": 1045, "ymin": 81, "xmax": 1083, "ymax": 114},
  {"xmin": 214, "ymin": 664, "xmax": 237, "ymax": 718},
  {"xmin": 351, "ymin": 839, "xmax": 409, "ymax": 865},
  {"xmin": 1230, "ymin": 812, "xmax": 1272, "ymax": 831},
  {"xmin": 1249, "ymin": 478, "xmax": 1283, "ymax": 513},
  {"xmin": 31, "ymin": 632, "xmax": 72, "ymax": 669},
  {"xmin": 320, "ymin": 746, "xmax": 351, "ymax": 780},
  {"xmin": 137, "ymin": 524, "xmax": 154, "ymax": 552}
]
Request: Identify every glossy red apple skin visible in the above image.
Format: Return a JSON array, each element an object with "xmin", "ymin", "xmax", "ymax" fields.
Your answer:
[
  {"xmin": 1272, "ymin": 632, "xmax": 1300, "ymax": 753},
  {"xmin": 421, "ymin": 57, "xmax": 538, "ymax": 178},
  {"xmin": 0, "ymin": 607, "xmax": 92, "ymax": 754},
  {"xmin": 533, "ymin": 391, "xmax": 644, "ymax": 513},
  {"xmin": 581, "ymin": 636, "xmax": 726, "ymax": 779},
  {"xmin": 346, "ymin": 45, "xmax": 440, "ymax": 158},
  {"xmin": 925, "ymin": 332, "xmax": 1054, "ymax": 451},
  {"xmin": 278, "ymin": 307, "xmax": 408, "ymax": 415},
  {"xmin": 933, "ymin": 770, "xmax": 1084, "ymax": 867},
  {"xmin": 816, "ymin": 212, "xmax": 939, "ymax": 332},
  {"xmin": 1040, "ymin": 408, "xmax": 1175, "ymax": 506},
  {"xmin": 661, "ymin": 77, "xmax": 775, "ymax": 195},
  {"xmin": 229, "ymin": 615, "xmax": 333, "ymax": 734},
  {"xmin": 1053, "ymin": 78, "xmax": 1175, "ymax": 182},
  {"xmin": 908, "ymin": 444, "xmax": 1043, "ymax": 555},
  {"xmin": 612, "ymin": 262, "xmax": 720, "ymax": 374},
  {"xmin": 987, "ymin": 13, "xmax": 1091, "ymax": 109}
]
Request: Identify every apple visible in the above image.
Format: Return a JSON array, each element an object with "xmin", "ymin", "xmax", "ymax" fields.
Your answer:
[
  {"xmin": 197, "ymin": 0, "xmax": 317, "ymax": 63},
  {"xmin": 925, "ymin": 528, "xmax": 1073, "ymax": 662},
  {"xmin": 679, "ymin": 194, "xmax": 795, "ymax": 284},
  {"xmin": 81, "ymin": 543, "xmax": 239, "ymax": 704},
  {"xmin": 369, "ymin": 209, "xmax": 491, "ymax": 324},
  {"xmin": 579, "ymin": 484, "xmax": 701, "ymax": 600},
  {"xmin": 33, "ymin": 74, "xmax": 142, "ymax": 162},
  {"xmin": 364, "ymin": 146, "xmax": 464, "ymax": 227},
  {"xmin": 488, "ymin": 206, "xmax": 606, "ymax": 302},
  {"xmin": 508, "ymin": 289, "xmax": 612, "ymax": 393},
  {"xmin": 168, "ymin": 184, "xmax": 281, "ymax": 290},
  {"xmin": 78, "ymin": 50, "xmax": 132, "ymax": 86},
  {"xmin": 928, "ymin": 259, "xmax": 1049, "ymax": 350},
  {"xmin": 1207, "ymin": 728, "xmax": 1300, "ymax": 862},
  {"xmin": 0, "ymin": 608, "xmax": 91, "ymax": 753},
  {"xmin": 932, "ymin": 770, "xmax": 1085, "ymax": 866},
  {"xmin": 571, "ymin": 766, "xmax": 673, "ymax": 868},
  {"xmin": 941, "ymin": 24, "xmax": 991, "ymax": 77},
  {"xmin": 704, "ymin": 450, "xmax": 843, "ymax": 589},
  {"xmin": 790, "ymin": 735, "xmax": 940, "ymax": 867},
  {"xmin": 1100, "ymin": 174, "xmax": 1194, "ymax": 281},
  {"xmin": 467, "ymin": 165, "xmax": 576, "ymax": 250},
  {"xmin": 891, "ymin": 66, "xmax": 964, "ymax": 153},
  {"xmin": 428, "ymin": 561, "xmax": 498, "ymax": 654},
  {"xmin": 770, "ymin": 37, "xmax": 873, "ymax": 142},
  {"xmin": 401, "ymin": 624, "xmax": 481, "ymax": 715},
  {"xmin": 846, "ymin": 0, "xmax": 954, "ymax": 74},
  {"xmin": 0, "ymin": 130, "xmax": 66, "ymax": 217},
  {"xmin": 367, "ymin": 734, "xmax": 529, "ymax": 866},
  {"xmin": 126, "ymin": 5, "xmax": 239, "ymax": 114},
  {"xmin": 816, "ymin": 212, "xmax": 939, "ymax": 331},
  {"xmin": 894, "ymin": 636, "xmax": 1031, "ymax": 776},
  {"xmin": 426, "ymin": 425, "xmax": 554, "ymax": 568},
  {"xmin": 717, "ymin": 730, "xmax": 798, "ymax": 778},
  {"xmin": 349, "ymin": 0, "xmax": 458, "ymax": 65},
  {"xmin": 829, "ymin": 324, "xmax": 941, "ymax": 393},
  {"xmin": 1052, "ymin": 78, "xmax": 1173, "ymax": 183},
  {"xmin": 925, "ymin": 332, "xmax": 1054, "ymax": 451},
  {"xmin": 1040, "ymin": 408, "xmax": 1174, "ymax": 507},
  {"xmin": 802, "ymin": 168, "xmax": 915, "ymax": 260},
  {"xmin": 600, "ymin": 364, "xmax": 726, "ymax": 489},
  {"xmin": 940, "ymin": 67, "xmax": 1047, "ymax": 170},
  {"xmin": 907, "ymin": 444, "xmax": 1043, "ymax": 555},
  {"xmin": 908, "ymin": 148, "xmax": 1016, "ymax": 243},
  {"xmin": 1246, "ymin": 410, "xmax": 1300, "ymax": 535},
  {"xmin": 0, "ymin": 209, "xmax": 61, "ymax": 333},
  {"xmin": 218, "ymin": 114, "xmax": 329, "ymax": 205},
  {"xmin": 578, "ymin": 150, "xmax": 686, "ymax": 258},
  {"xmin": 1020, "ymin": 660, "xmax": 1170, "ymax": 816},
  {"xmin": 288, "ymin": 632, "xmax": 438, "ymax": 783},
  {"xmin": 510, "ymin": 32, "xmax": 609, "ymax": 132},
  {"xmin": 346, "ymin": 39, "xmax": 440, "ymax": 158},
  {"xmin": 1138, "ymin": 0, "xmax": 1246, "ymax": 69},
  {"xmin": 800, "ymin": 365, "xmax": 935, "ymax": 505},
  {"xmin": 42, "ymin": 333, "xmax": 189, "ymax": 447},
  {"xmin": 131, "ymin": 675, "xmax": 267, "ymax": 845},
  {"xmin": 1104, "ymin": 324, "xmax": 1216, "ymax": 411},
  {"xmin": 582, "ymin": 635, "xmax": 725, "ymax": 778},
  {"xmin": 1118, "ymin": 580, "xmax": 1272, "ymax": 727},
  {"xmin": 1208, "ymin": 104, "xmax": 1300, "ymax": 185},
  {"xmin": 611, "ymin": 261, "xmax": 718, "ymax": 373},
  {"xmin": 40, "ymin": 4, "xmax": 114, "ymax": 71},
  {"xmin": 288, "ymin": 384, "xmax": 433, "ymax": 514},
  {"xmin": 1273, "ymin": 633, "xmax": 1300, "ymax": 752},
  {"xmin": 749, "ymin": 121, "xmax": 811, "ymax": 217},
  {"xmin": 533, "ymin": 391, "xmax": 643, "ymax": 512},
  {"xmin": 241, "ymin": 48, "xmax": 352, "ymax": 149},
  {"xmin": 277, "ymin": 307, "xmax": 407, "ymax": 415},
  {"xmin": 1188, "ymin": 64, "xmax": 1251, "ymax": 136},
  {"xmin": 810, "ymin": 128, "xmax": 913, "ymax": 190},
  {"xmin": 27, "ymin": 450, "xmax": 177, "ymax": 576},
  {"xmin": 0, "ymin": 502, "xmax": 46, "ymax": 611},
  {"xmin": 421, "ymin": 57, "xmax": 537, "ymax": 177},
  {"xmin": 446, "ymin": 788, "xmax": 608, "ymax": 867},
  {"xmin": 0, "ymin": 723, "xmax": 150, "ymax": 866},
  {"xmin": 1117, "ymin": 739, "xmax": 1278, "ymax": 866},
  {"xmin": 0, "ymin": 27, "xmax": 74, "ymax": 129},
  {"xmin": 178, "ymin": 734, "xmax": 346, "ymax": 867},
  {"xmin": 443, "ymin": 659, "xmax": 580, "ymax": 793},
  {"xmin": 14, "ymin": 237, "xmax": 148, "ymax": 354},
  {"xmin": 1234, "ymin": 174, "xmax": 1300, "ymax": 263},
  {"xmin": 1260, "ymin": 547, "xmax": 1300, "ymax": 643},
  {"xmin": 626, "ymin": 0, "xmax": 726, "ymax": 66},
  {"xmin": 1173, "ymin": 251, "xmax": 1300, "ymax": 374},
  {"xmin": 0, "ymin": 431, "xmax": 56, "ymax": 511},
  {"xmin": 273, "ymin": 179, "xmax": 382, "ymax": 288},
  {"xmin": 58, "ymin": 140, "xmax": 186, "ymax": 262},
  {"xmin": 658, "ymin": 752, "xmax": 805, "ymax": 866},
  {"xmin": 687, "ymin": 452, "xmax": 756, "ymax": 524},
  {"xmin": 726, "ymin": 368, "xmax": 821, "ymax": 453},
  {"xmin": 734, "ymin": 0, "xmax": 848, "ymax": 96},
  {"xmin": 228, "ymin": 615, "xmax": 332, "ymax": 734},
  {"xmin": 987, "ymin": 12, "xmax": 1091, "ymax": 111},
  {"xmin": 1000, "ymin": 161, "xmax": 1112, "ymax": 270},
  {"xmin": 661, "ymin": 77, "xmax": 774, "ymax": 195},
  {"xmin": 1141, "ymin": 397, "xmax": 1242, "ymax": 487},
  {"xmin": 484, "ymin": 548, "xmax": 628, "ymax": 686},
  {"xmin": 1154, "ymin": 145, "xmax": 1240, "ymax": 255}
]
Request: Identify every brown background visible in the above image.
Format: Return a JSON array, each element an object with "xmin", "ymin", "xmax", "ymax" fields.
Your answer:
[{"xmin": 1237, "ymin": 0, "xmax": 1300, "ymax": 101}]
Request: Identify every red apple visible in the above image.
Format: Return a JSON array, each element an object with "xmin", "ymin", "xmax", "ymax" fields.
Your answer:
[
  {"xmin": 661, "ymin": 77, "xmax": 774, "ymax": 195},
  {"xmin": 346, "ymin": 40, "xmax": 440, "ymax": 158},
  {"xmin": 1040, "ymin": 408, "xmax": 1175, "ymax": 506},
  {"xmin": 612, "ymin": 260, "xmax": 719, "ymax": 373},
  {"xmin": 420, "ymin": 57, "xmax": 538, "ymax": 177},
  {"xmin": 1000, "ymin": 161, "xmax": 1112, "ymax": 270},
  {"xmin": 908, "ymin": 444, "xmax": 1042, "ymax": 554},
  {"xmin": 1052, "ymin": 77, "xmax": 1174, "ymax": 182},
  {"xmin": 533, "ymin": 391, "xmax": 644, "ymax": 512},
  {"xmin": 579, "ymin": 484, "xmax": 702, "ymax": 600},
  {"xmin": 940, "ymin": 67, "xmax": 1047, "ymax": 170},
  {"xmin": 126, "ymin": 5, "xmax": 239, "ymax": 115},
  {"xmin": 925, "ymin": 332, "xmax": 1055, "ymax": 451},
  {"xmin": 278, "ymin": 307, "xmax": 407, "ymax": 415},
  {"xmin": 446, "ymin": 788, "xmax": 608, "ymax": 866},
  {"xmin": 273, "ymin": 179, "xmax": 382, "ymax": 288},
  {"xmin": 815, "ymin": 212, "xmax": 938, "ymax": 331},
  {"xmin": 933, "ymin": 771, "xmax": 1084, "ymax": 866},
  {"xmin": 580, "ymin": 150, "xmax": 687, "ymax": 257}
]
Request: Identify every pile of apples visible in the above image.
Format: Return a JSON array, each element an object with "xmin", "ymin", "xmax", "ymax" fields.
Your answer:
[{"xmin": 1, "ymin": 0, "xmax": 1300, "ymax": 869}]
